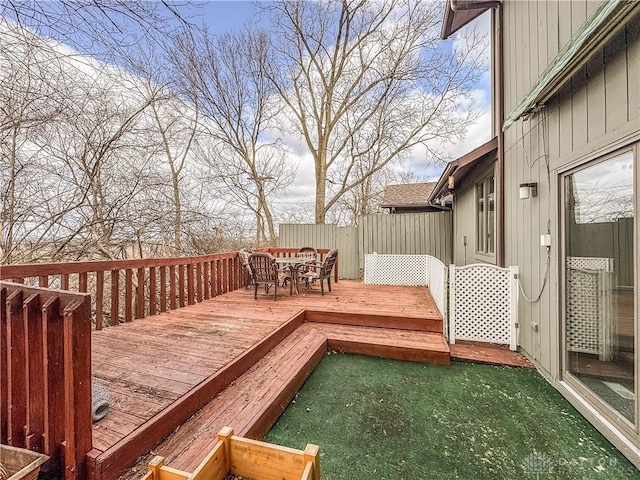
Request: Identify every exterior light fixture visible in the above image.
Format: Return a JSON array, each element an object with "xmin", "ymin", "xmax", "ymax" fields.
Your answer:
[
  {"xmin": 519, "ymin": 182, "xmax": 538, "ymax": 199},
  {"xmin": 448, "ymin": 176, "xmax": 455, "ymax": 189}
]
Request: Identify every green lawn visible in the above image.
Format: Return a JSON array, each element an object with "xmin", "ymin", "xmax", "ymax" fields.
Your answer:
[{"xmin": 264, "ymin": 353, "xmax": 640, "ymax": 480}]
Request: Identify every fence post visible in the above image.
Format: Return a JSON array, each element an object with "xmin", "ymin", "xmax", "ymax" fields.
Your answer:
[
  {"xmin": 425, "ymin": 255, "xmax": 430, "ymax": 288},
  {"xmin": 448, "ymin": 264, "xmax": 456, "ymax": 344},
  {"xmin": 509, "ymin": 266, "xmax": 519, "ymax": 351}
]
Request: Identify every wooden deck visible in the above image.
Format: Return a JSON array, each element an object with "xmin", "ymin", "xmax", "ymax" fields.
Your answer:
[
  {"xmin": 89, "ymin": 281, "xmax": 443, "ymax": 480},
  {"xmin": 88, "ymin": 280, "xmax": 531, "ymax": 480}
]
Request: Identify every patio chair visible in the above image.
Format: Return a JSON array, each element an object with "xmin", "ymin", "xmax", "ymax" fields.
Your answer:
[
  {"xmin": 248, "ymin": 252, "xmax": 279, "ymax": 300},
  {"xmin": 297, "ymin": 246, "xmax": 318, "ymax": 260},
  {"xmin": 296, "ymin": 247, "xmax": 318, "ymax": 277},
  {"xmin": 239, "ymin": 248, "xmax": 253, "ymax": 289},
  {"xmin": 298, "ymin": 248, "xmax": 338, "ymax": 295}
]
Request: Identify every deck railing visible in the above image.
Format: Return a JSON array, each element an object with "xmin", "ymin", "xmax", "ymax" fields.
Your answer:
[
  {"xmin": 0, "ymin": 248, "xmax": 337, "ymax": 331},
  {"xmin": 0, "ymin": 253, "xmax": 242, "ymax": 330},
  {"xmin": 0, "ymin": 282, "xmax": 92, "ymax": 480}
]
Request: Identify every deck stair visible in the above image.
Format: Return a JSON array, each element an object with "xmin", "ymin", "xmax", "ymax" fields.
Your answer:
[{"xmin": 143, "ymin": 321, "xmax": 450, "ymax": 474}]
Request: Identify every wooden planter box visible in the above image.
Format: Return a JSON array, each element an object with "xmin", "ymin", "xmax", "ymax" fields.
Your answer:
[
  {"xmin": 144, "ymin": 427, "xmax": 320, "ymax": 480},
  {"xmin": 0, "ymin": 445, "xmax": 49, "ymax": 480}
]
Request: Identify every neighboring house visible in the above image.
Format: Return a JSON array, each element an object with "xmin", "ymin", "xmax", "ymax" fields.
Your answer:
[
  {"xmin": 439, "ymin": 0, "xmax": 640, "ymax": 468},
  {"xmin": 380, "ymin": 182, "xmax": 442, "ymax": 213}
]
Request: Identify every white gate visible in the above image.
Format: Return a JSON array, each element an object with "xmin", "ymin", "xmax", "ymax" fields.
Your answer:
[{"xmin": 449, "ymin": 264, "xmax": 519, "ymax": 351}]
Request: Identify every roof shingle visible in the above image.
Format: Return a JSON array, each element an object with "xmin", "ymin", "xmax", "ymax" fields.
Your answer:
[{"xmin": 380, "ymin": 182, "xmax": 437, "ymax": 208}]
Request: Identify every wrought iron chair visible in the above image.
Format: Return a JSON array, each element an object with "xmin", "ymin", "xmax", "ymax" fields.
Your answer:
[
  {"xmin": 298, "ymin": 248, "xmax": 338, "ymax": 295},
  {"xmin": 296, "ymin": 247, "xmax": 318, "ymax": 279},
  {"xmin": 239, "ymin": 248, "xmax": 254, "ymax": 289},
  {"xmin": 297, "ymin": 246, "xmax": 318, "ymax": 261},
  {"xmin": 248, "ymin": 252, "xmax": 279, "ymax": 300}
]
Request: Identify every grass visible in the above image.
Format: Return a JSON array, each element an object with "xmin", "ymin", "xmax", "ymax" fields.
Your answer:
[{"xmin": 264, "ymin": 353, "xmax": 640, "ymax": 480}]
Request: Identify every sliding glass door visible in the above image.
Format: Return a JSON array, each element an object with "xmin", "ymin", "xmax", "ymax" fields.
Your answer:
[{"xmin": 563, "ymin": 148, "xmax": 636, "ymax": 427}]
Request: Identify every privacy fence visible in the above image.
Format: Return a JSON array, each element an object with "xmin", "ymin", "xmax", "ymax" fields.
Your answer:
[{"xmin": 279, "ymin": 212, "xmax": 452, "ymax": 280}]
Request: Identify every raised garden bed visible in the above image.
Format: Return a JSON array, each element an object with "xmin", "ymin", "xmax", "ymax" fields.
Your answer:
[
  {"xmin": 143, "ymin": 427, "xmax": 319, "ymax": 480},
  {"xmin": 0, "ymin": 445, "xmax": 48, "ymax": 480}
]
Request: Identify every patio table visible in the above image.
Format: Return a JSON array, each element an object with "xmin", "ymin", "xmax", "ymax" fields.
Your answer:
[{"xmin": 275, "ymin": 255, "xmax": 316, "ymax": 295}]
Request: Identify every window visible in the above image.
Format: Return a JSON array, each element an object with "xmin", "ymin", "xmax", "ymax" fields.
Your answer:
[{"xmin": 476, "ymin": 174, "xmax": 495, "ymax": 254}]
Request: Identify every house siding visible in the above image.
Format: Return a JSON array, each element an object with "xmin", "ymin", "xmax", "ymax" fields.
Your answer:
[
  {"xmin": 502, "ymin": 0, "xmax": 639, "ymax": 373},
  {"xmin": 452, "ymin": 162, "xmax": 498, "ymax": 266}
]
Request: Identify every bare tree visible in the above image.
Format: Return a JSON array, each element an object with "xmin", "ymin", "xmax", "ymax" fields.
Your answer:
[
  {"xmin": 0, "ymin": 23, "xmax": 78, "ymax": 263},
  {"xmin": 0, "ymin": 1, "xmax": 191, "ymax": 63},
  {"xmin": 171, "ymin": 28, "xmax": 296, "ymax": 245},
  {"xmin": 128, "ymin": 47, "xmax": 203, "ymax": 255},
  {"xmin": 265, "ymin": 0, "xmax": 487, "ymax": 223},
  {"xmin": 331, "ymin": 166, "xmax": 420, "ymax": 225}
]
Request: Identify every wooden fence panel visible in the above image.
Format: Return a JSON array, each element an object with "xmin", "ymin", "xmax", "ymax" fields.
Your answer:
[
  {"xmin": 279, "ymin": 224, "xmax": 336, "ymax": 250},
  {"xmin": 335, "ymin": 227, "xmax": 359, "ymax": 279},
  {"xmin": 279, "ymin": 213, "xmax": 452, "ymax": 279},
  {"xmin": 359, "ymin": 213, "xmax": 452, "ymax": 266}
]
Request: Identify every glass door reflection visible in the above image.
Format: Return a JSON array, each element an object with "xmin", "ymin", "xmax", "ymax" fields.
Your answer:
[{"xmin": 564, "ymin": 151, "xmax": 635, "ymax": 424}]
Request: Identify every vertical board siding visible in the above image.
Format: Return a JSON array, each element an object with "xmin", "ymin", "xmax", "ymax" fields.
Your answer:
[
  {"xmin": 279, "ymin": 213, "xmax": 452, "ymax": 280},
  {"xmin": 359, "ymin": 213, "xmax": 452, "ymax": 266},
  {"xmin": 604, "ymin": 27, "xmax": 629, "ymax": 132},
  {"xmin": 502, "ymin": 0, "xmax": 639, "ymax": 374},
  {"xmin": 628, "ymin": 21, "xmax": 640, "ymax": 123}
]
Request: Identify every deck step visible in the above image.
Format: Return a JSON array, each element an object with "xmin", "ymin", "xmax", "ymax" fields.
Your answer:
[
  {"xmin": 152, "ymin": 324, "xmax": 327, "ymax": 472},
  {"xmin": 305, "ymin": 309, "xmax": 444, "ymax": 333},
  {"xmin": 312, "ymin": 323, "xmax": 450, "ymax": 365}
]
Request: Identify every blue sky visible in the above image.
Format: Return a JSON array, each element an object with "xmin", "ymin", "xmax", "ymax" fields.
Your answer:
[
  {"xmin": 185, "ymin": 1, "xmax": 270, "ymax": 32},
  {"xmin": 4, "ymin": 1, "xmax": 492, "ymax": 186}
]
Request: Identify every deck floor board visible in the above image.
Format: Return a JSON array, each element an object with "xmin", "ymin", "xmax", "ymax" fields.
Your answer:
[{"xmin": 91, "ymin": 281, "xmax": 436, "ymax": 454}]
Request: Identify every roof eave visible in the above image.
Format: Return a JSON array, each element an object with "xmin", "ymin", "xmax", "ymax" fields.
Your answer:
[
  {"xmin": 428, "ymin": 136, "xmax": 499, "ymax": 202},
  {"xmin": 441, "ymin": 0, "xmax": 502, "ymax": 40}
]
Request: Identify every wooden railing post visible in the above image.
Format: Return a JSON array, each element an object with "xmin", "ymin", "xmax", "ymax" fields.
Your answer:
[
  {"xmin": 7, "ymin": 289, "xmax": 26, "ymax": 446},
  {"xmin": 95, "ymin": 271, "xmax": 104, "ymax": 330},
  {"xmin": 24, "ymin": 293, "xmax": 44, "ymax": 452},
  {"xmin": 196, "ymin": 263, "xmax": 203, "ymax": 302},
  {"xmin": 0, "ymin": 286, "xmax": 7, "ymax": 444},
  {"xmin": 125, "ymin": 269, "xmax": 133, "ymax": 323},
  {"xmin": 169, "ymin": 265, "xmax": 177, "ymax": 310},
  {"xmin": 222, "ymin": 259, "xmax": 229, "ymax": 294},
  {"xmin": 215, "ymin": 259, "xmax": 222, "ymax": 297},
  {"xmin": 78, "ymin": 272, "xmax": 88, "ymax": 293},
  {"xmin": 178, "ymin": 265, "xmax": 185, "ymax": 307},
  {"xmin": 303, "ymin": 444, "xmax": 320, "ymax": 480},
  {"xmin": 160, "ymin": 266, "xmax": 167, "ymax": 313},
  {"xmin": 110, "ymin": 270, "xmax": 119, "ymax": 326},
  {"xmin": 149, "ymin": 267, "xmax": 157, "ymax": 316},
  {"xmin": 63, "ymin": 296, "xmax": 92, "ymax": 480},
  {"xmin": 137, "ymin": 267, "xmax": 145, "ymax": 319},
  {"xmin": 203, "ymin": 262, "xmax": 210, "ymax": 300},
  {"xmin": 42, "ymin": 296, "xmax": 64, "ymax": 472},
  {"xmin": 187, "ymin": 263, "xmax": 195, "ymax": 306}
]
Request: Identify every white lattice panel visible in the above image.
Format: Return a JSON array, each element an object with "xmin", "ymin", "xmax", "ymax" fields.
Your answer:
[
  {"xmin": 566, "ymin": 257, "xmax": 613, "ymax": 359},
  {"xmin": 450, "ymin": 264, "xmax": 517, "ymax": 350},
  {"xmin": 364, "ymin": 255, "xmax": 428, "ymax": 286},
  {"xmin": 427, "ymin": 256, "xmax": 448, "ymax": 327}
]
